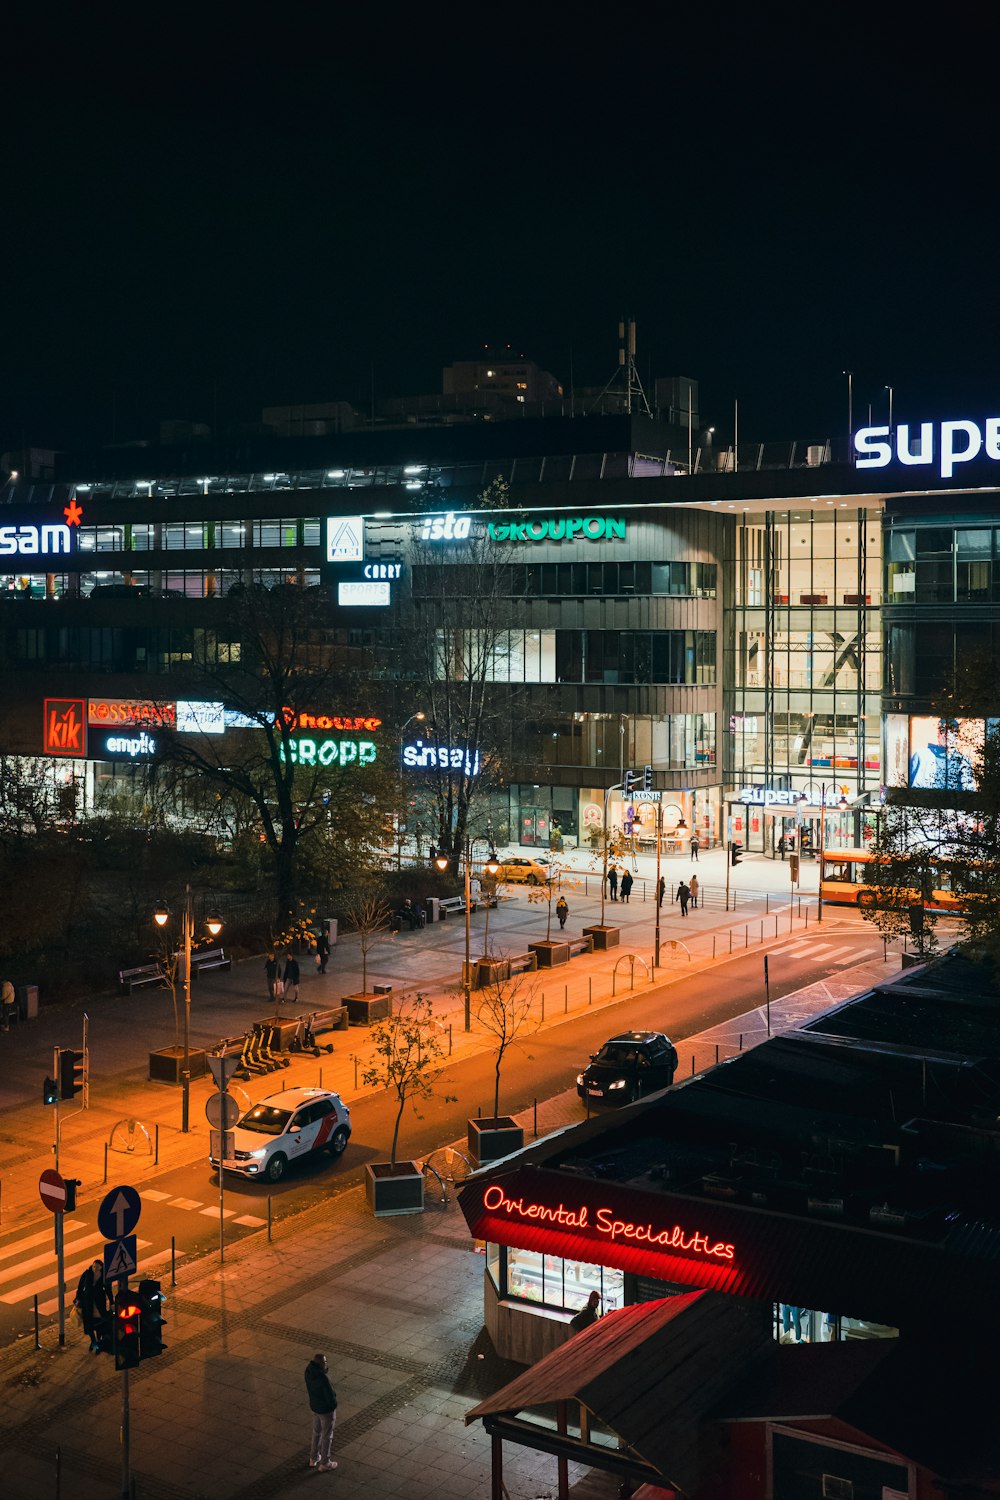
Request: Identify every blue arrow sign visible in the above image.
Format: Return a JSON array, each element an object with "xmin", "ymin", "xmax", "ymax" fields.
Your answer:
[
  {"xmin": 97, "ymin": 1184, "xmax": 141, "ymax": 1241},
  {"xmin": 103, "ymin": 1235, "xmax": 137, "ymax": 1280}
]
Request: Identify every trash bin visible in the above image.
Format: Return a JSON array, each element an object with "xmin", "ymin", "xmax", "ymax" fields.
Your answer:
[
  {"xmin": 425, "ymin": 897, "xmax": 440, "ymax": 923},
  {"xmin": 373, "ymin": 983, "xmax": 393, "ymax": 995},
  {"xmin": 326, "ymin": 918, "xmax": 338, "ymax": 947},
  {"xmin": 18, "ymin": 984, "xmax": 39, "ymax": 1021}
]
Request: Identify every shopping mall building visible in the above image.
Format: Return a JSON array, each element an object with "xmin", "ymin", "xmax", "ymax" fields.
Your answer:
[{"xmin": 2, "ymin": 405, "xmax": 999, "ymax": 850}]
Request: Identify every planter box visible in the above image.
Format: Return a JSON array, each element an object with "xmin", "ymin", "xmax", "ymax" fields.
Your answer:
[
  {"xmin": 365, "ymin": 1161, "xmax": 425, "ymax": 1217},
  {"xmin": 528, "ymin": 940, "xmax": 570, "ymax": 968},
  {"xmin": 468, "ymin": 1116, "xmax": 525, "ymax": 1166},
  {"xmin": 475, "ymin": 957, "xmax": 511, "ymax": 988},
  {"xmin": 582, "ymin": 924, "xmax": 621, "ymax": 950},
  {"xmin": 345, "ymin": 992, "xmax": 393, "ymax": 1025},
  {"xmin": 148, "ymin": 1046, "xmax": 208, "ymax": 1084}
]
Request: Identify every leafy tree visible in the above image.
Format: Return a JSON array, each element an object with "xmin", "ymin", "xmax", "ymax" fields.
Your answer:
[
  {"xmin": 362, "ymin": 995, "xmax": 447, "ymax": 1165},
  {"xmin": 525, "ymin": 865, "xmax": 582, "ymax": 940},
  {"xmin": 475, "ymin": 969, "xmax": 538, "ymax": 1118}
]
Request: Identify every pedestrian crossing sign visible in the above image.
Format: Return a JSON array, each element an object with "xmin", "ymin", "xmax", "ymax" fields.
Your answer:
[{"xmin": 104, "ymin": 1235, "xmax": 137, "ymax": 1280}]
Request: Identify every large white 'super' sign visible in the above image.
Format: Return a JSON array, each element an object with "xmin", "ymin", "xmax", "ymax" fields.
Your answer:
[{"xmin": 855, "ymin": 419, "xmax": 1000, "ymax": 480}]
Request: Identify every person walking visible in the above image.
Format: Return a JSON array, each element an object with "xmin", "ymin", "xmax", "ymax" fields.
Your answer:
[
  {"xmin": 689, "ymin": 832, "xmax": 700, "ymax": 861},
  {"xmin": 1, "ymin": 978, "xmax": 15, "ymax": 1030},
  {"xmin": 304, "ymin": 1352, "xmax": 338, "ymax": 1472},
  {"xmin": 657, "ymin": 875, "xmax": 666, "ymax": 908},
  {"xmin": 283, "ymin": 953, "xmax": 301, "ymax": 1004},
  {"xmin": 620, "ymin": 870, "xmax": 634, "ymax": 904},
  {"xmin": 556, "ymin": 895, "xmax": 569, "ymax": 929},
  {"xmin": 74, "ymin": 1259, "xmax": 108, "ymax": 1353},
  {"xmin": 689, "ymin": 873, "xmax": 699, "ymax": 909},
  {"xmin": 676, "ymin": 880, "xmax": 690, "ymax": 916},
  {"xmin": 265, "ymin": 953, "xmax": 280, "ymax": 1006},
  {"xmin": 607, "ymin": 866, "xmax": 618, "ymax": 902},
  {"xmin": 314, "ymin": 929, "xmax": 330, "ymax": 975}
]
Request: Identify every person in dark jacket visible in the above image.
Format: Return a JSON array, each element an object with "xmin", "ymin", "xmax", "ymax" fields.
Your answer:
[
  {"xmin": 314, "ymin": 930, "xmax": 330, "ymax": 974},
  {"xmin": 620, "ymin": 870, "xmax": 634, "ymax": 903},
  {"xmin": 304, "ymin": 1352, "xmax": 338, "ymax": 1471},
  {"xmin": 607, "ymin": 866, "xmax": 618, "ymax": 901},
  {"xmin": 74, "ymin": 1260, "xmax": 108, "ymax": 1352},
  {"xmin": 556, "ymin": 896, "xmax": 569, "ymax": 929},
  {"xmin": 569, "ymin": 1289, "xmax": 601, "ymax": 1333},
  {"xmin": 657, "ymin": 876, "xmax": 666, "ymax": 908},
  {"xmin": 265, "ymin": 953, "xmax": 280, "ymax": 1005},
  {"xmin": 676, "ymin": 880, "xmax": 690, "ymax": 916},
  {"xmin": 283, "ymin": 953, "xmax": 301, "ymax": 1003}
]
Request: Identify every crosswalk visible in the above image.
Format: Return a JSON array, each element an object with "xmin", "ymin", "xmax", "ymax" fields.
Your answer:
[
  {"xmin": 768, "ymin": 939, "xmax": 881, "ymax": 967},
  {"xmin": 0, "ymin": 1191, "xmax": 268, "ymax": 1316}
]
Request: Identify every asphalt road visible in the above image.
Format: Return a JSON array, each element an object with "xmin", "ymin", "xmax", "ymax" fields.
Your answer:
[{"xmin": 0, "ymin": 917, "xmax": 882, "ymax": 1346}]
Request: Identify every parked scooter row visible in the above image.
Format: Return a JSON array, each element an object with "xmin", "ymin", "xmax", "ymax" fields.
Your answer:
[
  {"xmin": 213, "ymin": 1014, "xmax": 337, "ymax": 1083},
  {"xmin": 288, "ymin": 1012, "xmax": 335, "ymax": 1058}
]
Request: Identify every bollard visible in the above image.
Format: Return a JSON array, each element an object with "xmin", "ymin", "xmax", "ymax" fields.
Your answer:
[
  {"xmin": 319, "ymin": 1067, "xmax": 323, "ymax": 1091},
  {"xmin": 805, "ymin": 908, "xmax": 809, "ymax": 928},
  {"xmin": 612, "ymin": 971, "xmax": 617, "ymax": 997},
  {"xmin": 449, "ymin": 1023, "xmax": 453, "ymax": 1055},
  {"xmin": 712, "ymin": 935, "xmax": 716, "ymax": 958},
  {"xmin": 541, "ymin": 992, "xmax": 545, "ymax": 1021},
  {"xmin": 739, "ymin": 1033, "xmax": 743, "ymax": 1050},
  {"xmin": 715, "ymin": 1044, "xmax": 719, "ymax": 1064},
  {"xmin": 34, "ymin": 1294, "xmax": 40, "ymax": 1350},
  {"xmin": 766, "ymin": 894, "xmax": 770, "ymax": 914},
  {"xmin": 171, "ymin": 1236, "xmax": 177, "ymax": 1287},
  {"xmin": 104, "ymin": 1142, "xmax": 109, "ymax": 1185},
  {"xmin": 588, "ymin": 976, "xmax": 592, "ymax": 1006},
  {"xmin": 56, "ymin": 1441, "xmax": 61, "ymax": 1500},
  {"xmin": 155, "ymin": 1123, "xmax": 160, "ymax": 1165},
  {"xmin": 691, "ymin": 1054, "xmax": 695, "ymax": 1075},
  {"xmin": 268, "ymin": 1196, "xmax": 273, "ymax": 1243},
  {"xmin": 533, "ymin": 1099, "xmax": 538, "ymax": 1137},
  {"xmin": 354, "ymin": 1055, "xmax": 358, "ymax": 1089},
  {"xmin": 883, "ymin": 938, "xmax": 887, "ymax": 963},
  {"xmin": 564, "ymin": 985, "xmax": 568, "ymax": 1014},
  {"xmin": 760, "ymin": 922, "xmax": 763, "ymax": 943},
  {"xmin": 775, "ymin": 915, "xmax": 779, "ymax": 937},
  {"xmin": 729, "ymin": 931, "xmax": 733, "ymax": 954},
  {"xmin": 745, "ymin": 927, "xmax": 749, "ymax": 948}
]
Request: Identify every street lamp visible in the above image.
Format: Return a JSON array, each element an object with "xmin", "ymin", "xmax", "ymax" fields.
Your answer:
[
  {"xmin": 153, "ymin": 885, "xmax": 223, "ymax": 1133},
  {"xmin": 884, "ymin": 384, "xmax": 893, "ymax": 437},
  {"xmin": 436, "ymin": 841, "xmax": 499, "ymax": 1032},
  {"xmin": 397, "ymin": 712, "xmax": 427, "ymax": 867}
]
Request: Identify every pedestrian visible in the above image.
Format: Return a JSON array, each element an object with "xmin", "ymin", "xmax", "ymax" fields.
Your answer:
[
  {"xmin": 283, "ymin": 952, "xmax": 301, "ymax": 1003},
  {"xmin": 620, "ymin": 870, "xmax": 634, "ymax": 904},
  {"xmin": 304, "ymin": 1351, "xmax": 338, "ymax": 1472},
  {"xmin": 689, "ymin": 832, "xmax": 700, "ymax": 861},
  {"xmin": 676, "ymin": 880, "xmax": 690, "ymax": 916},
  {"xmin": 315, "ymin": 930, "xmax": 330, "ymax": 975},
  {"xmin": 74, "ymin": 1259, "xmax": 108, "ymax": 1352},
  {"xmin": 1, "ymin": 978, "xmax": 15, "ymax": 1030},
  {"xmin": 689, "ymin": 874, "xmax": 699, "ymax": 909},
  {"xmin": 265, "ymin": 952, "xmax": 280, "ymax": 1006},
  {"xmin": 429, "ymin": 843, "xmax": 438, "ymax": 864},
  {"xmin": 608, "ymin": 866, "xmax": 618, "ymax": 901},
  {"xmin": 657, "ymin": 876, "xmax": 666, "ymax": 908},
  {"xmin": 556, "ymin": 895, "xmax": 569, "ymax": 929},
  {"xmin": 569, "ymin": 1289, "xmax": 601, "ymax": 1333},
  {"xmin": 777, "ymin": 834, "xmax": 786, "ymax": 860}
]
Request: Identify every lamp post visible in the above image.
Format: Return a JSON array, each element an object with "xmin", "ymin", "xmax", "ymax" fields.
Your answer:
[
  {"xmin": 654, "ymin": 799, "xmax": 663, "ymax": 967},
  {"xmin": 884, "ymin": 384, "xmax": 894, "ymax": 439},
  {"xmin": 436, "ymin": 843, "xmax": 498, "ymax": 1032},
  {"xmin": 153, "ymin": 886, "xmax": 222, "ymax": 1133},
  {"xmin": 397, "ymin": 712, "xmax": 426, "ymax": 868}
]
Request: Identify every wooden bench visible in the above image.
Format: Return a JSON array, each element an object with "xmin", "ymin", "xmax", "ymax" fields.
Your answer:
[
  {"xmin": 311, "ymin": 1005, "xmax": 350, "ymax": 1034},
  {"xmin": 439, "ymin": 895, "xmax": 477, "ymax": 918},
  {"xmin": 509, "ymin": 951, "xmax": 538, "ymax": 975},
  {"xmin": 119, "ymin": 963, "xmax": 166, "ymax": 995},
  {"xmin": 566, "ymin": 935, "xmax": 594, "ymax": 958},
  {"xmin": 191, "ymin": 948, "xmax": 231, "ymax": 977}
]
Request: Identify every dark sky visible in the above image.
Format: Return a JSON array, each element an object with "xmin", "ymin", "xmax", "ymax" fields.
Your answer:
[{"xmin": 6, "ymin": 7, "xmax": 1000, "ymax": 456}]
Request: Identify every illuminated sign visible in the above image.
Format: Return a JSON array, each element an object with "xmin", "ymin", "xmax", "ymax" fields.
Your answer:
[
  {"xmin": 278, "ymin": 738, "xmax": 377, "ymax": 767},
  {"xmin": 0, "ymin": 500, "xmax": 82, "ymax": 557},
  {"xmin": 738, "ymin": 787, "xmax": 807, "ymax": 806},
  {"xmin": 419, "ymin": 513, "xmax": 471, "ymax": 541},
  {"xmin": 363, "ymin": 563, "xmax": 402, "ymax": 580},
  {"xmin": 482, "ymin": 1184, "xmax": 734, "ymax": 1262},
  {"xmin": 43, "ymin": 699, "xmax": 87, "ymax": 758},
  {"xmin": 402, "ymin": 739, "xmax": 480, "ymax": 773},
  {"xmin": 177, "ymin": 701, "xmax": 225, "ymax": 734},
  {"xmin": 487, "ymin": 516, "xmax": 626, "ymax": 544},
  {"xmin": 88, "ymin": 699, "xmax": 176, "ymax": 729},
  {"xmin": 281, "ymin": 710, "xmax": 381, "ymax": 732},
  {"xmin": 338, "ymin": 581, "xmax": 390, "ymax": 607},
  {"xmin": 855, "ymin": 418, "xmax": 1000, "ymax": 479},
  {"xmin": 101, "ymin": 731, "xmax": 158, "ymax": 759},
  {"xmin": 326, "ymin": 516, "xmax": 364, "ymax": 563}
]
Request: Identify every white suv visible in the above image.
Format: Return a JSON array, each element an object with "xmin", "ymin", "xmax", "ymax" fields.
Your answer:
[{"xmin": 211, "ymin": 1087, "xmax": 351, "ymax": 1183}]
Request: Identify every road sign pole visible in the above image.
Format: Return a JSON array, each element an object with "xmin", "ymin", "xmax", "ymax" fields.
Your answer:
[
  {"xmin": 52, "ymin": 1045, "xmax": 61, "ymax": 1172},
  {"xmin": 121, "ymin": 1361, "xmax": 131, "ymax": 1500},
  {"xmin": 56, "ymin": 1210, "xmax": 65, "ymax": 1347}
]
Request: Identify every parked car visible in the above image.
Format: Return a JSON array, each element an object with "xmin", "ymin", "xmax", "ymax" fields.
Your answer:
[
  {"xmin": 209, "ymin": 1086, "xmax": 351, "ymax": 1182},
  {"xmin": 494, "ymin": 856, "xmax": 552, "ymax": 885},
  {"xmin": 576, "ymin": 1031, "xmax": 678, "ymax": 1106}
]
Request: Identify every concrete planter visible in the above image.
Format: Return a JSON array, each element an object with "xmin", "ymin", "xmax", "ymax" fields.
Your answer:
[
  {"xmin": 475, "ymin": 957, "xmax": 511, "ymax": 988},
  {"xmin": 582, "ymin": 924, "xmax": 621, "ymax": 950},
  {"xmin": 528, "ymin": 940, "xmax": 570, "ymax": 967},
  {"xmin": 148, "ymin": 1046, "xmax": 208, "ymax": 1084},
  {"xmin": 365, "ymin": 1161, "xmax": 425, "ymax": 1216},
  {"xmin": 346, "ymin": 992, "xmax": 393, "ymax": 1025},
  {"xmin": 468, "ymin": 1116, "xmax": 525, "ymax": 1166}
]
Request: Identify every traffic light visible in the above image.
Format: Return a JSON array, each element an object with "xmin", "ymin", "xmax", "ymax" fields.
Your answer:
[
  {"xmin": 137, "ymin": 1279, "xmax": 167, "ymax": 1360},
  {"xmin": 730, "ymin": 840, "xmax": 743, "ymax": 867},
  {"xmin": 65, "ymin": 1178, "xmax": 80, "ymax": 1212},
  {"xmin": 622, "ymin": 769, "xmax": 638, "ymax": 794},
  {"xmin": 43, "ymin": 1075, "xmax": 59, "ymax": 1106},
  {"xmin": 643, "ymin": 764, "xmax": 653, "ymax": 791},
  {"xmin": 114, "ymin": 1289, "xmax": 142, "ymax": 1370},
  {"xmin": 59, "ymin": 1048, "xmax": 85, "ymax": 1101}
]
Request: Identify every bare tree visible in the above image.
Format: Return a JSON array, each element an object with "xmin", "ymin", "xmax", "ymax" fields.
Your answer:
[
  {"xmin": 362, "ymin": 995, "xmax": 447, "ymax": 1165},
  {"xmin": 344, "ymin": 891, "xmax": 392, "ymax": 995},
  {"xmin": 475, "ymin": 969, "xmax": 539, "ymax": 1118}
]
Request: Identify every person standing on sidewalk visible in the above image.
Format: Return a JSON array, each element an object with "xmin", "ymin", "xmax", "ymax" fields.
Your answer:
[
  {"xmin": 607, "ymin": 866, "xmax": 618, "ymax": 901},
  {"xmin": 1, "ymin": 978, "xmax": 15, "ymax": 1030},
  {"xmin": 689, "ymin": 873, "xmax": 699, "ymax": 909},
  {"xmin": 620, "ymin": 870, "xmax": 634, "ymax": 903},
  {"xmin": 304, "ymin": 1352, "xmax": 338, "ymax": 1471},
  {"xmin": 283, "ymin": 953, "xmax": 301, "ymax": 1004},
  {"xmin": 690, "ymin": 832, "xmax": 700, "ymax": 861},
  {"xmin": 315, "ymin": 929, "xmax": 330, "ymax": 975},
  {"xmin": 676, "ymin": 880, "xmax": 690, "ymax": 916},
  {"xmin": 657, "ymin": 876, "xmax": 665, "ymax": 908},
  {"xmin": 74, "ymin": 1260, "xmax": 108, "ymax": 1352},
  {"xmin": 556, "ymin": 896, "xmax": 569, "ymax": 929},
  {"xmin": 265, "ymin": 953, "xmax": 280, "ymax": 1006}
]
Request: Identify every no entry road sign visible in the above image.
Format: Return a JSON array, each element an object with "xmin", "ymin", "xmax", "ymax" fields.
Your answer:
[{"xmin": 39, "ymin": 1169, "xmax": 67, "ymax": 1214}]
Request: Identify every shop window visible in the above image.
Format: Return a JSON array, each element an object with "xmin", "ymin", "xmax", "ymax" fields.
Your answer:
[
  {"xmin": 486, "ymin": 1244, "xmax": 501, "ymax": 1290},
  {"xmin": 505, "ymin": 1247, "xmax": 624, "ymax": 1313}
]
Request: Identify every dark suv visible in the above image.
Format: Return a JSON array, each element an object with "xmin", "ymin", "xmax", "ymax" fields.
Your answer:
[{"xmin": 576, "ymin": 1030, "xmax": 678, "ymax": 1106}]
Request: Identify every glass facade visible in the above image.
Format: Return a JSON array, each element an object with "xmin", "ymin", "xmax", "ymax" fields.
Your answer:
[{"xmin": 487, "ymin": 1244, "xmax": 624, "ymax": 1314}]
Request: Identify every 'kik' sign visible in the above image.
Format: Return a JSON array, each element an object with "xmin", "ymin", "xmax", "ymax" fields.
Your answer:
[{"xmin": 43, "ymin": 699, "xmax": 87, "ymax": 757}]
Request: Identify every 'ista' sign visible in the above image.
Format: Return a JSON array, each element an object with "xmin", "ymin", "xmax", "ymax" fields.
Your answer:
[{"xmin": 855, "ymin": 418, "xmax": 1000, "ymax": 479}]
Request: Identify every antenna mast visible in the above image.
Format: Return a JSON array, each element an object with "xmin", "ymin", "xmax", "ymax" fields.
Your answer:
[{"xmin": 588, "ymin": 317, "xmax": 652, "ymax": 416}]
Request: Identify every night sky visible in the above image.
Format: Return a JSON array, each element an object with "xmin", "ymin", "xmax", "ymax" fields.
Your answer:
[{"xmin": 6, "ymin": 8, "xmax": 1000, "ymax": 457}]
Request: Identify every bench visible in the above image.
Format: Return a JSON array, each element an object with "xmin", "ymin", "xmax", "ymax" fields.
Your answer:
[
  {"xmin": 311, "ymin": 1006, "xmax": 350, "ymax": 1034},
  {"xmin": 439, "ymin": 895, "xmax": 477, "ymax": 918},
  {"xmin": 509, "ymin": 951, "xmax": 538, "ymax": 975},
  {"xmin": 191, "ymin": 948, "xmax": 231, "ymax": 977},
  {"xmin": 566, "ymin": 935, "xmax": 594, "ymax": 958},
  {"xmin": 119, "ymin": 963, "xmax": 166, "ymax": 995}
]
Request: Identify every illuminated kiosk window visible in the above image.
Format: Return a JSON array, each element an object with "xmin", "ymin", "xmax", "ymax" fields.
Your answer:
[{"xmin": 502, "ymin": 1247, "xmax": 624, "ymax": 1314}]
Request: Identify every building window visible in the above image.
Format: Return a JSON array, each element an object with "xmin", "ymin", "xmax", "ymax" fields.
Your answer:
[{"xmin": 505, "ymin": 1247, "xmax": 624, "ymax": 1314}]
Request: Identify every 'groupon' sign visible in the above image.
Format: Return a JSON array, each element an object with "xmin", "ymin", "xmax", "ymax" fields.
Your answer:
[
  {"xmin": 278, "ymin": 738, "xmax": 377, "ymax": 766},
  {"xmin": 487, "ymin": 516, "xmax": 626, "ymax": 543}
]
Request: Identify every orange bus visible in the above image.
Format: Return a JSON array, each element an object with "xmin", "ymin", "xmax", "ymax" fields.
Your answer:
[{"xmin": 819, "ymin": 848, "xmax": 968, "ymax": 912}]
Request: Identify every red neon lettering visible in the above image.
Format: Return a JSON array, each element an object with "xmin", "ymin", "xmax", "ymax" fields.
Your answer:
[
  {"xmin": 485, "ymin": 1186, "xmax": 734, "ymax": 1262},
  {"xmin": 280, "ymin": 708, "xmax": 383, "ymax": 733}
]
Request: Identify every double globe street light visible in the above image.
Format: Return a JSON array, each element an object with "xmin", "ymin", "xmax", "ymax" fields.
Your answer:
[
  {"xmin": 435, "ymin": 843, "xmax": 500, "ymax": 1032},
  {"xmin": 153, "ymin": 885, "xmax": 223, "ymax": 1133}
]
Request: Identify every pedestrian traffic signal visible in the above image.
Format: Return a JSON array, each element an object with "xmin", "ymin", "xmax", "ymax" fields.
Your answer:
[
  {"xmin": 643, "ymin": 764, "xmax": 653, "ymax": 791},
  {"xmin": 65, "ymin": 1178, "xmax": 80, "ymax": 1212},
  {"xmin": 43, "ymin": 1075, "xmax": 59, "ymax": 1106},
  {"xmin": 730, "ymin": 840, "xmax": 743, "ymax": 867},
  {"xmin": 59, "ymin": 1048, "xmax": 85, "ymax": 1101},
  {"xmin": 137, "ymin": 1279, "xmax": 167, "ymax": 1360},
  {"xmin": 114, "ymin": 1289, "xmax": 142, "ymax": 1370},
  {"xmin": 622, "ymin": 769, "xmax": 638, "ymax": 794}
]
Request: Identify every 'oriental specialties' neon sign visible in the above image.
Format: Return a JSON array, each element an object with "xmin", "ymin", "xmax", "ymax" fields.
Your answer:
[{"xmin": 482, "ymin": 1184, "xmax": 735, "ymax": 1262}]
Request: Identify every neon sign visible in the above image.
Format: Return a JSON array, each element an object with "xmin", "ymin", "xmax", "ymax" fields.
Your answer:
[
  {"xmin": 281, "ymin": 710, "xmax": 381, "ymax": 732},
  {"xmin": 855, "ymin": 418, "xmax": 1000, "ymax": 479},
  {"xmin": 326, "ymin": 516, "xmax": 364, "ymax": 563},
  {"xmin": 278, "ymin": 738, "xmax": 377, "ymax": 767},
  {"xmin": 338, "ymin": 581, "xmax": 390, "ymax": 607},
  {"xmin": 43, "ymin": 699, "xmax": 87, "ymax": 758},
  {"xmin": 419, "ymin": 512, "xmax": 471, "ymax": 541},
  {"xmin": 402, "ymin": 739, "xmax": 480, "ymax": 773},
  {"xmin": 487, "ymin": 516, "xmax": 626, "ymax": 543},
  {"xmin": 0, "ymin": 523, "xmax": 74, "ymax": 556},
  {"xmin": 482, "ymin": 1184, "xmax": 735, "ymax": 1262},
  {"xmin": 102, "ymin": 731, "xmax": 158, "ymax": 759},
  {"xmin": 88, "ymin": 699, "xmax": 176, "ymax": 729}
]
